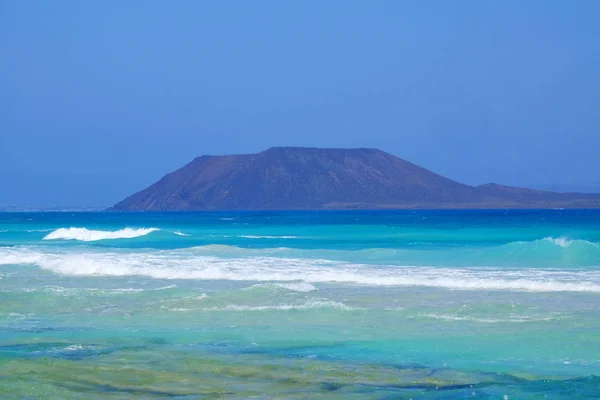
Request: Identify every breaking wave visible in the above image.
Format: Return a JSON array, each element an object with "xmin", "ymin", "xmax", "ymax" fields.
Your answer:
[
  {"xmin": 422, "ymin": 313, "xmax": 562, "ymax": 324},
  {"xmin": 43, "ymin": 227, "xmax": 159, "ymax": 242},
  {"xmin": 169, "ymin": 300, "xmax": 354, "ymax": 312},
  {"xmin": 175, "ymin": 238, "xmax": 600, "ymax": 268},
  {"xmin": 2, "ymin": 247, "xmax": 600, "ymax": 293},
  {"xmin": 542, "ymin": 237, "xmax": 598, "ymax": 248},
  {"xmin": 247, "ymin": 282, "xmax": 318, "ymax": 292},
  {"xmin": 17, "ymin": 285, "xmax": 178, "ymax": 296}
]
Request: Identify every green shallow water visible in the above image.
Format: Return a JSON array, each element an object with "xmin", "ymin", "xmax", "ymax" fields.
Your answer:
[{"xmin": 1, "ymin": 210, "xmax": 599, "ymax": 398}]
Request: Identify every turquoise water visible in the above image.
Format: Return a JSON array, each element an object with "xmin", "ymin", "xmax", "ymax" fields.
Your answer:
[{"xmin": 1, "ymin": 210, "xmax": 599, "ymax": 399}]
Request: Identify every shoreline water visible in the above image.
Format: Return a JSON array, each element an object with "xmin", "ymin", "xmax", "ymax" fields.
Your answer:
[{"xmin": 1, "ymin": 210, "xmax": 599, "ymax": 398}]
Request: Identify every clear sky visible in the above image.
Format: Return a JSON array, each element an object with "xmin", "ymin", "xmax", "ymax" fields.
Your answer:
[{"xmin": 1, "ymin": 1, "xmax": 599, "ymax": 206}]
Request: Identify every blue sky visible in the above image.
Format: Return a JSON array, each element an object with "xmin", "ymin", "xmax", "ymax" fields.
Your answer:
[{"xmin": 1, "ymin": 1, "xmax": 599, "ymax": 205}]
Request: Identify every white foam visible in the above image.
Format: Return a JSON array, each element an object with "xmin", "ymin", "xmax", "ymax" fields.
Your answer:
[
  {"xmin": 248, "ymin": 282, "xmax": 318, "ymax": 292},
  {"xmin": 43, "ymin": 227, "xmax": 159, "ymax": 241},
  {"xmin": 272, "ymin": 282, "xmax": 318, "ymax": 292},
  {"xmin": 213, "ymin": 300, "xmax": 354, "ymax": 311},
  {"xmin": 543, "ymin": 237, "xmax": 599, "ymax": 248},
  {"xmin": 3, "ymin": 247, "xmax": 600, "ymax": 293},
  {"xmin": 26, "ymin": 286, "xmax": 145, "ymax": 296},
  {"xmin": 545, "ymin": 237, "xmax": 572, "ymax": 247},
  {"xmin": 172, "ymin": 300, "xmax": 354, "ymax": 312},
  {"xmin": 5, "ymin": 312, "xmax": 30, "ymax": 319},
  {"xmin": 151, "ymin": 284, "xmax": 178, "ymax": 291},
  {"xmin": 46, "ymin": 344, "xmax": 103, "ymax": 353},
  {"xmin": 423, "ymin": 313, "xmax": 559, "ymax": 324},
  {"xmin": 173, "ymin": 231, "xmax": 190, "ymax": 237},
  {"xmin": 64, "ymin": 345, "xmax": 85, "ymax": 351},
  {"xmin": 18, "ymin": 284, "xmax": 177, "ymax": 296}
]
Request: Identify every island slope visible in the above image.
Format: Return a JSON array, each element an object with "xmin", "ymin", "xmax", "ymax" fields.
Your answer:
[{"xmin": 112, "ymin": 147, "xmax": 600, "ymax": 210}]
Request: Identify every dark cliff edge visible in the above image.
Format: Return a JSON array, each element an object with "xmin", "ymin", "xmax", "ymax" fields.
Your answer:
[{"xmin": 111, "ymin": 147, "xmax": 600, "ymax": 210}]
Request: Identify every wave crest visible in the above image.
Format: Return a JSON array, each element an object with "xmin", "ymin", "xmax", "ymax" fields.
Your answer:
[
  {"xmin": 168, "ymin": 300, "xmax": 354, "ymax": 312},
  {"xmin": 247, "ymin": 282, "xmax": 318, "ymax": 292},
  {"xmin": 43, "ymin": 227, "xmax": 159, "ymax": 242},
  {"xmin": 542, "ymin": 237, "xmax": 599, "ymax": 248},
  {"xmin": 423, "ymin": 313, "xmax": 561, "ymax": 324},
  {"xmin": 3, "ymin": 247, "xmax": 600, "ymax": 293}
]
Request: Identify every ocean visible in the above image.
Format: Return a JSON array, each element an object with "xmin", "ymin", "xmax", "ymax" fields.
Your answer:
[{"xmin": 1, "ymin": 210, "xmax": 599, "ymax": 399}]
